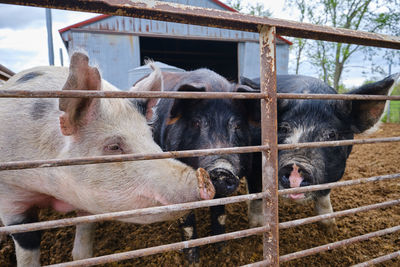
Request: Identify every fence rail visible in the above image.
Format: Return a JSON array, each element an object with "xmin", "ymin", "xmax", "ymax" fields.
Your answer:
[
  {"xmin": 1, "ymin": 137, "xmax": 399, "ymax": 171},
  {"xmin": 46, "ymin": 226, "xmax": 271, "ymax": 267},
  {"xmin": 2, "ymin": 0, "xmax": 400, "ymax": 48},
  {"xmin": 1, "ymin": 90, "xmax": 400, "ymax": 100},
  {"xmin": 0, "ymin": 0, "xmax": 399, "ymax": 266}
]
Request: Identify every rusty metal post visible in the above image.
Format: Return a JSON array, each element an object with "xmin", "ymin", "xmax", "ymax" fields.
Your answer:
[{"xmin": 260, "ymin": 25, "xmax": 279, "ymax": 265}]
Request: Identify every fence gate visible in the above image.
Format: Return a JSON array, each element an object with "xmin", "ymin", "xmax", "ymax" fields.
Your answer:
[{"xmin": 0, "ymin": 0, "xmax": 400, "ymax": 266}]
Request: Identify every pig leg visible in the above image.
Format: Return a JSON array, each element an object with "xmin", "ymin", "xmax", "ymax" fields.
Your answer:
[
  {"xmin": 246, "ymin": 171, "xmax": 264, "ymax": 227},
  {"xmin": 314, "ymin": 193, "xmax": 337, "ymax": 234},
  {"xmin": 179, "ymin": 212, "xmax": 199, "ymax": 266},
  {"xmin": 72, "ymin": 222, "xmax": 95, "ymax": 260},
  {"xmin": 0, "ymin": 220, "xmax": 5, "ymax": 244},
  {"xmin": 2, "ymin": 208, "xmax": 41, "ymax": 267},
  {"xmin": 210, "ymin": 205, "xmax": 229, "ymax": 254},
  {"xmin": 210, "ymin": 205, "xmax": 226, "ymax": 236},
  {"xmin": 247, "ymin": 199, "xmax": 264, "ymax": 227}
]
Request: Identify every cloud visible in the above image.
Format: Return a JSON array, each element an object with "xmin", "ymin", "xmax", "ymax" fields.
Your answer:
[
  {"xmin": 0, "ymin": 48, "xmax": 46, "ymax": 72},
  {"xmin": 0, "ymin": 4, "xmax": 45, "ymax": 29},
  {"xmin": 0, "ymin": 4, "xmax": 98, "ymax": 72}
]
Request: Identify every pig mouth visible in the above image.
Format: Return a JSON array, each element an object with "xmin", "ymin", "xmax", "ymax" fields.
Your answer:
[{"xmin": 279, "ymin": 163, "xmax": 312, "ymax": 200}]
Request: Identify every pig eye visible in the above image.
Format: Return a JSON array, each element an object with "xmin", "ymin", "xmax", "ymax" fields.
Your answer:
[
  {"xmin": 230, "ymin": 121, "xmax": 241, "ymax": 130},
  {"xmin": 104, "ymin": 143, "xmax": 123, "ymax": 153},
  {"xmin": 324, "ymin": 130, "xmax": 337, "ymax": 140},
  {"xmin": 192, "ymin": 119, "xmax": 201, "ymax": 128},
  {"xmin": 279, "ymin": 123, "xmax": 291, "ymax": 134}
]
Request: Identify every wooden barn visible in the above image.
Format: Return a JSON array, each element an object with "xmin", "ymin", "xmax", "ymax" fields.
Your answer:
[{"xmin": 59, "ymin": 0, "xmax": 292, "ymax": 90}]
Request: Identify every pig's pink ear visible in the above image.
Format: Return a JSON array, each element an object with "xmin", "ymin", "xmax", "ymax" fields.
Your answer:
[
  {"xmin": 59, "ymin": 52, "xmax": 101, "ymax": 136},
  {"xmin": 131, "ymin": 62, "xmax": 164, "ymax": 120}
]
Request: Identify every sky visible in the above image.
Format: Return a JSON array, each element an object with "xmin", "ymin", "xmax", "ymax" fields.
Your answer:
[
  {"xmin": 0, "ymin": 1, "xmax": 398, "ymax": 88},
  {"xmin": 0, "ymin": 4, "xmax": 95, "ymax": 71}
]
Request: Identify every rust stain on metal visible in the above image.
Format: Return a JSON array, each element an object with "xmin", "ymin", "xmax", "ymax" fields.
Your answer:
[
  {"xmin": 260, "ymin": 25, "xmax": 279, "ymax": 266},
  {"xmin": 3, "ymin": 0, "xmax": 400, "ymax": 49}
]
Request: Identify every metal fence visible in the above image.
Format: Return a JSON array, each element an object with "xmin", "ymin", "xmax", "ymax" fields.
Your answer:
[{"xmin": 0, "ymin": 0, "xmax": 400, "ymax": 266}]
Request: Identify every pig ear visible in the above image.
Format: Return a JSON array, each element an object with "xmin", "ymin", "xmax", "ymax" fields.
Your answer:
[
  {"xmin": 346, "ymin": 73, "xmax": 399, "ymax": 133},
  {"xmin": 59, "ymin": 52, "xmax": 101, "ymax": 136},
  {"xmin": 240, "ymin": 76, "xmax": 260, "ymax": 89},
  {"xmin": 235, "ymin": 84, "xmax": 261, "ymax": 125},
  {"xmin": 168, "ymin": 83, "xmax": 206, "ymax": 123},
  {"xmin": 130, "ymin": 62, "xmax": 163, "ymax": 120}
]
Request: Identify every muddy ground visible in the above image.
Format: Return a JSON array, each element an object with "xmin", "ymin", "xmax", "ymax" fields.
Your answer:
[{"xmin": 1, "ymin": 123, "xmax": 399, "ymax": 266}]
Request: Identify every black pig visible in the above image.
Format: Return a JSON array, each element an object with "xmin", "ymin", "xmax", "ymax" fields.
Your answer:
[
  {"xmin": 241, "ymin": 73, "xmax": 399, "ymax": 231},
  {"xmin": 133, "ymin": 68, "xmax": 259, "ymax": 264}
]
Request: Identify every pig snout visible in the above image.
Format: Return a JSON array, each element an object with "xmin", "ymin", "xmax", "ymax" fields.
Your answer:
[
  {"xmin": 196, "ymin": 168, "xmax": 216, "ymax": 200},
  {"xmin": 279, "ymin": 163, "xmax": 311, "ymax": 200},
  {"xmin": 209, "ymin": 168, "xmax": 239, "ymax": 197}
]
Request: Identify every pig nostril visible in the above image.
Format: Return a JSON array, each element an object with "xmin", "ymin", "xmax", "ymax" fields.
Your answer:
[
  {"xmin": 280, "ymin": 175, "xmax": 290, "ymax": 188},
  {"xmin": 225, "ymin": 177, "xmax": 238, "ymax": 187}
]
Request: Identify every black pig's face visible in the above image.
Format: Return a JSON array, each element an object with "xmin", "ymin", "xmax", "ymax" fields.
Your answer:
[
  {"xmin": 277, "ymin": 99, "xmax": 353, "ymax": 200},
  {"xmin": 151, "ymin": 69, "xmax": 259, "ymax": 197},
  {"xmin": 163, "ymin": 98, "xmax": 252, "ymax": 196},
  {"xmin": 241, "ymin": 73, "xmax": 398, "ymax": 201}
]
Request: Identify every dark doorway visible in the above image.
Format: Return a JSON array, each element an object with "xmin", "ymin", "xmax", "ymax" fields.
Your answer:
[{"xmin": 140, "ymin": 36, "xmax": 238, "ymax": 82}]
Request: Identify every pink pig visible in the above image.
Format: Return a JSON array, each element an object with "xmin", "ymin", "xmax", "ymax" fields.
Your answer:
[{"xmin": 0, "ymin": 52, "xmax": 215, "ymax": 267}]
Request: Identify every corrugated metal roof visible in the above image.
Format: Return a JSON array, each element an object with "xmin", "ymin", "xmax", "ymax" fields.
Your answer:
[
  {"xmin": 60, "ymin": 15, "xmax": 292, "ymax": 45},
  {"xmin": 59, "ymin": 0, "xmax": 292, "ymax": 45},
  {"xmin": 59, "ymin": 0, "xmax": 233, "ymax": 34}
]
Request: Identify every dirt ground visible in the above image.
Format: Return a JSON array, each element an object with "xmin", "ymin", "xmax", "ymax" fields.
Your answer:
[{"xmin": 1, "ymin": 123, "xmax": 399, "ymax": 266}]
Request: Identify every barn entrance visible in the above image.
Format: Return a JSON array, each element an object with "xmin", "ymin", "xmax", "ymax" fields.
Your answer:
[{"xmin": 139, "ymin": 36, "xmax": 238, "ymax": 82}]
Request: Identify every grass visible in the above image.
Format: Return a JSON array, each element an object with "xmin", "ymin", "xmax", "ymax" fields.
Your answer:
[{"xmin": 382, "ymin": 83, "xmax": 400, "ymax": 123}]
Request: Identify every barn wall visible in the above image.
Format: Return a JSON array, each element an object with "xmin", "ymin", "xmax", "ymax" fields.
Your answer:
[
  {"xmin": 238, "ymin": 42, "xmax": 289, "ymax": 79},
  {"xmin": 60, "ymin": 0, "xmax": 291, "ymax": 87},
  {"xmin": 276, "ymin": 42, "xmax": 289, "ymax": 75},
  {"xmin": 69, "ymin": 31, "xmax": 140, "ymax": 90}
]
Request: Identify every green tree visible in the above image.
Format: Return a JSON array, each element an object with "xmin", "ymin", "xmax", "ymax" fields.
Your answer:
[
  {"xmin": 285, "ymin": 0, "xmax": 400, "ymax": 90},
  {"xmin": 286, "ymin": 0, "xmax": 309, "ymax": 74}
]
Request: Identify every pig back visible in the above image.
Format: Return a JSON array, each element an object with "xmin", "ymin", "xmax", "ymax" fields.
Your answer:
[{"xmin": 0, "ymin": 67, "xmax": 68, "ymax": 162}]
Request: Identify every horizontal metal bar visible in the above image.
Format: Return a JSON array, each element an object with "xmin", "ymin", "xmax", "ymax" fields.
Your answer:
[
  {"xmin": 278, "ymin": 93, "xmax": 400, "ymax": 101},
  {"xmin": 0, "ymin": 192, "xmax": 267, "ymax": 235},
  {"xmin": 279, "ymin": 199, "xmax": 400, "ymax": 230},
  {"xmin": 278, "ymin": 137, "xmax": 400, "ymax": 150},
  {"xmin": 245, "ymin": 224, "xmax": 400, "ymax": 267},
  {"xmin": 241, "ymin": 260, "xmax": 271, "ymax": 267},
  {"xmin": 0, "ymin": 145, "xmax": 268, "ymax": 171},
  {"xmin": 0, "ymin": 90, "xmax": 267, "ymax": 99},
  {"xmin": 1, "ymin": 90, "xmax": 400, "ymax": 101},
  {"xmin": 46, "ymin": 225, "xmax": 270, "ymax": 267},
  {"xmin": 279, "ymin": 173, "xmax": 400, "ymax": 195},
  {"xmin": 2, "ymin": 0, "xmax": 400, "ymax": 49},
  {"xmin": 1, "ymin": 136, "xmax": 399, "ymax": 171},
  {"xmin": 280, "ymin": 225, "xmax": 400, "ymax": 262},
  {"xmin": 352, "ymin": 250, "xmax": 400, "ymax": 267}
]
